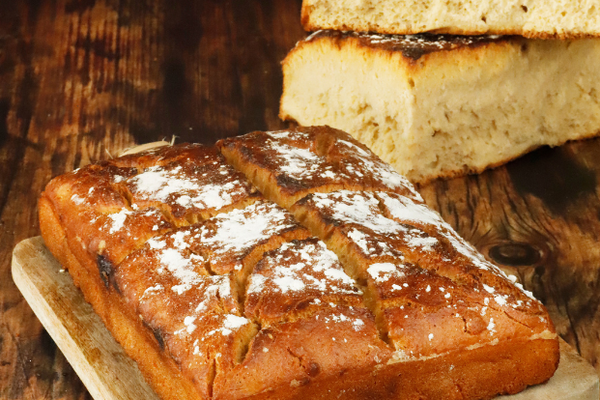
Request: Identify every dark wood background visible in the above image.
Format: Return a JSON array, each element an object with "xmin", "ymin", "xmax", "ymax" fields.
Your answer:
[{"xmin": 1, "ymin": 0, "xmax": 599, "ymax": 398}]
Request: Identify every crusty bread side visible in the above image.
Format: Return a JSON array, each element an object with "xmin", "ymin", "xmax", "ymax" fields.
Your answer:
[
  {"xmin": 280, "ymin": 32, "xmax": 600, "ymax": 184},
  {"xmin": 40, "ymin": 129, "xmax": 559, "ymax": 400},
  {"xmin": 38, "ymin": 194, "xmax": 202, "ymax": 400},
  {"xmin": 301, "ymin": 0, "xmax": 600, "ymax": 39}
]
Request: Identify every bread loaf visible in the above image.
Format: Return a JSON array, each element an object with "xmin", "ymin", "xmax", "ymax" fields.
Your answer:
[
  {"xmin": 300, "ymin": 0, "xmax": 600, "ymax": 39},
  {"xmin": 39, "ymin": 126, "xmax": 559, "ymax": 400},
  {"xmin": 280, "ymin": 31, "xmax": 600, "ymax": 183}
]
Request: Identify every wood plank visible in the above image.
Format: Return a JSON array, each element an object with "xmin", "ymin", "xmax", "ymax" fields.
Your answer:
[
  {"xmin": 0, "ymin": 1, "xmax": 95, "ymax": 398},
  {"xmin": 11, "ymin": 237, "xmax": 159, "ymax": 400},
  {"xmin": 11, "ymin": 237, "xmax": 599, "ymax": 400}
]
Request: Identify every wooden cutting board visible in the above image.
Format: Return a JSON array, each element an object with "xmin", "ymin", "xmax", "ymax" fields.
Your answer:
[{"xmin": 11, "ymin": 237, "xmax": 600, "ymax": 400}]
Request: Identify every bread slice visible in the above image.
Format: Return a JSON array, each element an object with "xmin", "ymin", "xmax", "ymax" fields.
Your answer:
[
  {"xmin": 40, "ymin": 128, "xmax": 559, "ymax": 400},
  {"xmin": 301, "ymin": 0, "xmax": 600, "ymax": 39},
  {"xmin": 280, "ymin": 31, "xmax": 600, "ymax": 183}
]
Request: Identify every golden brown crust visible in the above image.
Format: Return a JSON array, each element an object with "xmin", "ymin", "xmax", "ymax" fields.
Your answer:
[
  {"xmin": 118, "ymin": 144, "xmax": 261, "ymax": 226},
  {"xmin": 40, "ymin": 131, "xmax": 559, "ymax": 400},
  {"xmin": 376, "ymin": 338, "xmax": 559, "ymax": 400},
  {"xmin": 38, "ymin": 193, "xmax": 203, "ymax": 400},
  {"xmin": 218, "ymin": 126, "xmax": 558, "ymax": 396},
  {"xmin": 214, "ymin": 306, "xmax": 391, "ymax": 400},
  {"xmin": 291, "ymin": 189, "xmax": 553, "ymax": 356},
  {"xmin": 244, "ymin": 238, "xmax": 365, "ymax": 326},
  {"xmin": 218, "ymin": 126, "xmax": 421, "ymax": 209}
]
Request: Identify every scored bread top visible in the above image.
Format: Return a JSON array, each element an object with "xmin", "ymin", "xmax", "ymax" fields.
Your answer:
[
  {"xmin": 217, "ymin": 125, "xmax": 420, "ymax": 209},
  {"xmin": 40, "ymin": 126, "xmax": 558, "ymax": 400},
  {"xmin": 118, "ymin": 145, "xmax": 260, "ymax": 226},
  {"xmin": 245, "ymin": 238, "xmax": 365, "ymax": 326}
]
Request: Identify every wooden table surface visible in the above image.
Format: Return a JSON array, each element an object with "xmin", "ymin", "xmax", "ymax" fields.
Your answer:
[{"xmin": 1, "ymin": 0, "xmax": 600, "ymax": 398}]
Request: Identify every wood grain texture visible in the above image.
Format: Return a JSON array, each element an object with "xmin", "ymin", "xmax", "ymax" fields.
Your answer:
[
  {"xmin": 2, "ymin": 0, "xmax": 600, "ymax": 398},
  {"xmin": 0, "ymin": 0, "xmax": 302, "ymax": 398},
  {"xmin": 11, "ymin": 237, "xmax": 600, "ymax": 400}
]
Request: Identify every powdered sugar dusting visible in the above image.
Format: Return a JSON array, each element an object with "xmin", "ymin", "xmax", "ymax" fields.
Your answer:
[
  {"xmin": 207, "ymin": 314, "xmax": 251, "ymax": 337},
  {"xmin": 183, "ymin": 315, "xmax": 197, "ymax": 334},
  {"xmin": 347, "ymin": 229, "xmax": 370, "ymax": 253},
  {"xmin": 71, "ymin": 194, "xmax": 85, "ymax": 205},
  {"xmin": 158, "ymin": 248, "xmax": 204, "ymax": 294},
  {"xmin": 141, "ymin": 284, "xmax": 163, "ymax": 300},
  {"xmin": 223, "ymin": 314, "xmax": 250, "ymax": 330},
  {"xmin": 379, "ymin": 192, "xmax": 442, "ymax": 227},
  {"xmin": 306, "ymin": 191, "xmax": 441, "ymax": 259},
  {"xmin": 367, "ymin": 263, "xmax": 405, "ymax": 283},
  {"xmin": 487, "ymin": 318, "xmax": 496, "ymax": 335},
  {"xmin": 147, "ymin": 237, "xmax": 167, "ymax": 250},
  {"xmin": 380, "ymin": 191, "xmax": 500, "ymax": 272},
  {"xmin": 247, "ymin": 274, "xmax": 268, "ymax": 295},
  {"xmin": 379, "ymin": 191, "xmax": 538, "ymax": 301},
  {"xmin": 312, "ymin": 191, "xmax": 405, "ymax": 235},
  {"xmin": 347, "ymin": 228, "xmax": 399, "ymax": 257},
  {"xmin": 266, "ymin": 130, "xmax": 309, "ymax": 141},
  {"xmin": 199, "ymin": 202, "xmax": 295, "ymax": 269},
  {"xmin": 269, "ymin": 142, "xmax": 330, "ymax": 180},
  {"xmin": 107, "ymin": 209, "xmax": 133, "ymax": 234},
  {"xmin": 405, "ymin": 236, "xmax": 438, "ymax": 252},
  {"xmin": 320, "ymin": 312, "xmax": 368, "ymax": 333},
  {"xmin": 337, "ymin": 140, "xmax": 420, "ymax": 198},
  {"xmin": 248, "ymin": 240, "xmax": 360, "ymax": 298},
  {"xmin": 129, "ymin": 164, "xmax": 247, "ymax": 212},
  {"xmin": 192, "ymin": 275, "xmax": 234, "ymax": 314},
  {"xmin": 272, "ymin": 274, "xmax": 306, "ymax": 293},
  {"xmin": 145, "ymin": 230, "xmax": 206, "ymax": 295},
  {"xmin": 256, "ymin": 128, "xmax": 420, "ymax": 196}
]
